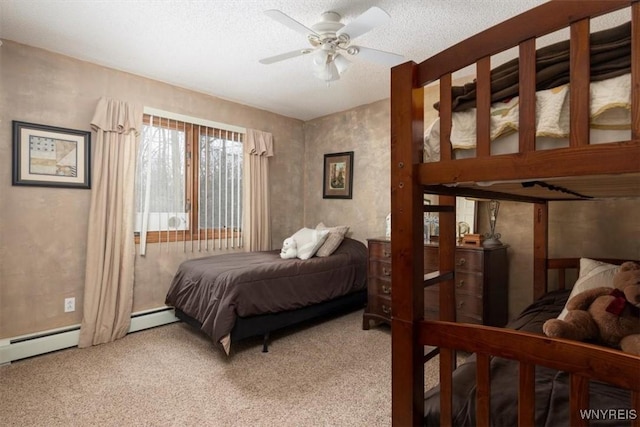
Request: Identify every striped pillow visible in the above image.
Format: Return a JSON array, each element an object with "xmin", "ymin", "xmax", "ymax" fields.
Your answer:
[{"xmin": 315, "ymin": 223, "xmax": 350, "ymax": 257}]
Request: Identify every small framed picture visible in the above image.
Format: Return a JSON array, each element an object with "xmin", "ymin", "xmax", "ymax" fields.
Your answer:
[
  {"xmin": 12, "ymin": 121, "xmax": 91, "ymax": 189},
  {"xmin": 323, "ymin": 151, "xmax": 353, "ymax": 199}
]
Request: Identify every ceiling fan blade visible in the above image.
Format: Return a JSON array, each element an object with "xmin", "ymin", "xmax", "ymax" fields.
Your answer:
[
  {"xmin": 259, "ymin": 48, "xmax": 312, "ymax": 65},
  {"xmin": 337, "ymin": 6, "xmax": 390, "ymax": 40},
  {"xmin": 264, "ymin": 9, "xmax": 318, "ymax": 37},
  {"xmin": 351, "ymin": 46, "xmax": 404, "ymax": 66}
]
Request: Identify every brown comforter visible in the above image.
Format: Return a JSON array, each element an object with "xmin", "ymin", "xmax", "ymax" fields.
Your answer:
[
  {"xmin": 165, "ymin": 237, "xmax": 367, "ymax": 349},
  {"xmin": 437, "ymin": 21, "xmax": 631, "ymax": 112}
]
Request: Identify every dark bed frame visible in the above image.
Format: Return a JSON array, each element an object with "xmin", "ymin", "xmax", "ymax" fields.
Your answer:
[{"xmin": 174, "ymin": 289, "xmax": 366, "ymax": 353}]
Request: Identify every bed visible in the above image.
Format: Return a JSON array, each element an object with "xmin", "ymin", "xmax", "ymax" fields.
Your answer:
[
  {"xmin": 165, "ymin": 237, "xmax": 367, "ymax": 354},
  {"xmin": 424, "ymin": 270, "xmax": 635, "ymax": 427},
  {"xmin": 389, "ymin": 0, "xmax": 640, "ymax": 425}
]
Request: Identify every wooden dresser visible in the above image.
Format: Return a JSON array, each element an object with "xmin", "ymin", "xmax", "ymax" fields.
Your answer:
[{"xmin": 362, "ymin": 237, "xmax": 508, "ymax": 329}]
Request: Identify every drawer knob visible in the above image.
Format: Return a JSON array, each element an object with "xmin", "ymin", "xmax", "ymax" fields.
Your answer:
[
  {"xmin": 382, "ymin": 305, "xmax": 391, "ymax": 315},
  {"xmin": 382, "ymin": 267, "xmax": 391, "ymax": 276},
  {"xmin": 382, "ymin": 285, "xmax": 392, "ymax": 295},
  {"xmin": 456, "ymin": 258, "xmax": 466, "ymax": 266},
  {"xmin": 456, "ymin": 280, "xmax": 465, "ymax": 288},
  {"xmin": 457, "ymin": 301, "xmax": 465, "ymax": 309},
  {"xmin": 383, "ymin": 250, "xmax": 391, "ymax": 257}
]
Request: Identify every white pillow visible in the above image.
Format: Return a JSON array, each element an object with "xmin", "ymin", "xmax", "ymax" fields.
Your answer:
[
  {"xmin": 315, "ymin": 222, "xmax": 350, "ymax": 257},
  {"xmin": 290, "ymin": 227, "xmax": 330, "ymax": 260},
  {"xmin": 557, "ymin": 258, "xmax": 619, "ymax": 320}
]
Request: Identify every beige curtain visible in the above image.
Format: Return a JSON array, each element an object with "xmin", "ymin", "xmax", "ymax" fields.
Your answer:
[
  {"xmin": 242, "ymin": 129, "xmax": 274, "ymax": 251},
  {"xmin": 79, "ymin": 98, "xmax": 142, "ymax": 348}
]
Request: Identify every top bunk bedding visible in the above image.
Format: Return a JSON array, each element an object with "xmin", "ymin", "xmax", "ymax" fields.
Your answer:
[
  {"xmin": 424, "ymin": 73, "xmax": 632, "ymax": 161},
  {"xmin": 424, "ymin": 22, "xmax": 633, "ymax": 162},
  {"xmin": 165, "ymin": 237, "xmax": 367, "ymax": 354}
]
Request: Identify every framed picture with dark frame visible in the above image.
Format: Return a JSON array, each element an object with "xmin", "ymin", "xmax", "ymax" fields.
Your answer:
[
  {"xmin": 12, "ymin": 121, "xmax": 91, "ymax": 189},
  {"xmin": 323, "ymin": 151, "xmax": 353, "ymax": 199}
]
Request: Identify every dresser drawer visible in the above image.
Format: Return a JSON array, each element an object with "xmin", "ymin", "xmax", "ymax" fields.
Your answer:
[
  {"xmin": 368, "ymin": 276, "xmax": 393, "ymax": 297},
  {"xmin": 369, "ymin": 261, "xmax": 392, "ymax": 279},
  {"xmin": 454, "ymin": 271, "xmax": 483, "ymax": 296},
  {"xmin": 369, "ymin": 241, "xmax": 391, "ymax": 260},
  {"xmin": 455, "ymin": 293, "xmax": 483, "ymax": 319},
  {"xmin": 455, "ymin": 250, "xmax": 484, "ymax": 273},
  {"xmin": 367, "ymin": 295, "xmax": 392, "ymax": 319}
]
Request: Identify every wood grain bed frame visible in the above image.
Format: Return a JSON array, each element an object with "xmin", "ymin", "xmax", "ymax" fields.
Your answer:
[{"xmin": 389, "ymin": 1, "xmax": 640, "ymax": 425}]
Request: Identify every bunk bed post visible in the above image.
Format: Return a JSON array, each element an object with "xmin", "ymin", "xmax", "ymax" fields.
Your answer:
[
  {"xmin": 633, "ymin": 1, "xmax": 640, "ymax": 141},
  {"xmin": 390, "ymin": 60, "xmax": 425, "ymax": 426},
  {"xmin": 533, "ymin": 202, "xmax": 549, "ymax": 300}
]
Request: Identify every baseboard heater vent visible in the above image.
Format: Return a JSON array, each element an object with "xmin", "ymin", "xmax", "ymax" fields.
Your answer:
[{"xmin": 0, "ymin": 307, "xmax": 178, "ymax": 364}]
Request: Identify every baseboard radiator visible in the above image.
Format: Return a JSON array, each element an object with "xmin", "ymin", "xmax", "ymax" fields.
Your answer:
[{"xmin": 0, "ymin": 307, "xmax": 179, "ymax": 364}]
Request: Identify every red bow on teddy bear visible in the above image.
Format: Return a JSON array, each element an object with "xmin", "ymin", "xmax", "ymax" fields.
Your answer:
[{"xmin": 606, "ymin": 288, "xmax": 640, "ymax": 316}]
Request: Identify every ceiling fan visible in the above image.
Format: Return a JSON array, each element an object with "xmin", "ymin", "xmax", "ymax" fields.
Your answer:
[{"xmin": 259, "ymin": 6, "xmax": 404, "ymax": 83}]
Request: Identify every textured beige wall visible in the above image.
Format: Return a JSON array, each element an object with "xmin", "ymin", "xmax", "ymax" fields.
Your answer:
[
  {"xmin": 0, "ymin": 41, "xmax": 304, "ymax": 338},
  {"xmin": 302, "ymin": 100, "xmax": 391, "ymax": 243},
  {"xmin": 2, "ymin": 40, "xmax": 637, "ymax": 339}
]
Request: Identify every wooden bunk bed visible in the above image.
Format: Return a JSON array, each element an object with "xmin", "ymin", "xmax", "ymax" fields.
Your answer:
[{"xmin": 389, "ymin": 1, "xmax": 639, "ymax": 426}]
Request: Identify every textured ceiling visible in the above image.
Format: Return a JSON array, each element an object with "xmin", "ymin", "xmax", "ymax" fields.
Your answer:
[{"xmin": 0, "ymin": 0, "xmax": 626, "ymax": 121}]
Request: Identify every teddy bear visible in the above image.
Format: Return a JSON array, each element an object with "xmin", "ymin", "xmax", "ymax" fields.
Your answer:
[
  {"xmin": 280, "ymin": 237, "xmax": 297, "ymax": 259},
  {"xmin": 542, "ymin": 261, "xmax": 640, "ymax": 355}
]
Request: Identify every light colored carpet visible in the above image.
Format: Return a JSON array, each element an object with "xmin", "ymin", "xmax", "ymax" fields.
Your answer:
[{"xmin": 0, "ymin": 309, "xmax": 445, "ymax": 427}]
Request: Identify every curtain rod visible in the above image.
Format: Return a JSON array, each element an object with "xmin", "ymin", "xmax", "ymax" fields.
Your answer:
[{"xmin": 143, "ymin": 106, "xmax": 246, "ymax": 134}]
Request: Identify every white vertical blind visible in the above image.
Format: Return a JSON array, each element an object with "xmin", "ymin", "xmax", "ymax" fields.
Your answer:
[{"xmin": 136, "ymin": 109, "xmax": 244, "ymax": 254}]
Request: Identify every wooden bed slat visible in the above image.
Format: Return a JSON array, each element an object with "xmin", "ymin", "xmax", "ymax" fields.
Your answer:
[
  {"xmin": 417, "ymin": 142, "xmax": 640, "ymax": 187},
  {"xmin": 533, "ymin": 202, "xmax": 549, "ymax": 299},
  {"xmin": 476, "ymin": 353, "xmax": 491, "ymax": 427},
  {"xmin": 439, "ymin": 347, "xmax": 455, "ymax": 427},
  {"xmin": 518, "ymin": 362, "xmax": 536, "ymax": 427},
  {"xmin": 633, "ymin": 2, "xmax": 640, "ymax": 141},
  {"xmin": 518, "ymin": 38, "xmax": 536, "ymax": 153},
  {"xmin": 476, "ymin": 57, "xmax": 491, "ymax": 157},
  {"xmin": 570, "ymin": 374, "xmax": 590, "ymax": 427},
  {"xmin": 439, "ymin": 74, "xmax": 453, "ymax": 161},
  {"xmin": 569, "ymin": 19, "xmax": 591, "ymax": 148}
]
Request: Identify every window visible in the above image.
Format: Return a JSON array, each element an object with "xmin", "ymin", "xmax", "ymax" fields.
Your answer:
[{"xmin": 135, "ymin": 112, "xmax": 243, "ymax": 248}]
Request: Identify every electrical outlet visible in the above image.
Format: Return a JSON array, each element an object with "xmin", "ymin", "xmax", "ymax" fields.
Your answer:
[{"xmin": 64, "ymin": 297, "xmax": 75, "ymax": 313}]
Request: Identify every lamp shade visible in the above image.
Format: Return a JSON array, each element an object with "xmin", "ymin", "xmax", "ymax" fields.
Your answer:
[
  {"xmin": 333, "ymin": 53, "xmax": 351, "ymax": 75},
  {"xmin": 313, "ymin": 61, "xmax": 339, "ymax": 82}
]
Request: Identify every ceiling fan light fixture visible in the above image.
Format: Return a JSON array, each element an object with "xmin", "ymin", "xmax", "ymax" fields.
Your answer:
[
  {"xmin": 334, "ymin": 53, "xmax": 351, "ymax": 75},
  {"xmin": 313, "ymin": 49, "xmax": 331, "ymax": 66},
  {"xmin": 313, "ymin": 60, "xmax": 339, "ymax": 82}
]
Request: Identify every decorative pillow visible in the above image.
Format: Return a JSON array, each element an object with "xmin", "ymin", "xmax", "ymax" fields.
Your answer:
[
  {"xmin": 290, "ymin": 227, "xmax": 330, "ymax": 260},
  {"xmin": 556, "ymin": 258, "xmax": 620, "ymax": 320},
  {"xmin": 315, "ymin": 222, "xmax": 350, "ymax": 257}
]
